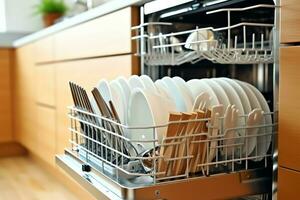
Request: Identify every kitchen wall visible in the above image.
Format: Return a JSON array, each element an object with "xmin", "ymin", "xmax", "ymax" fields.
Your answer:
[{"xmin": 1, "ymin": 0, "xmax": 43, "ymax": 33}]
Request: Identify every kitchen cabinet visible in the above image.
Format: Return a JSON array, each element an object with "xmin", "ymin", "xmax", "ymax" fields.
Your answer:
[
  {"xmin": 280, "ymin": 0, "xmax": 300, "ymax": 43},
  {"xmin": 54, "ymin": 7, "xmax": 138, "ymax": 61},
  {"xmin": 14, "ymin": 44, "xmax": 38, "ymax": 153},
  {"xmin": 278, "ymin": 167, "xmax": 300, "ymax": 199},
  {"xmin": 36, "ymin": 106, "xmax": 56, "ymax": 166},
  {"xmin": 279, "ymin": 46, "xmax": 300, "ymax": 171},
  {"xmin": 36, "ymin": 64, "xmax": 56, "ymax": 107},
  {"xmin": 35, "ymin": 36, "xmax": 54, "ymax": 63},
  {"xmin": 0, "ymin": 49, "xmax": 13, "ymax": 143}
]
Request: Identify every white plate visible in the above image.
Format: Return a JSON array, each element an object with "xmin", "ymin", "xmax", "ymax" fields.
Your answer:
[
  {"xmin": 128, "ymin": 75, "xmax": 145, "ymax": 90},
  {"xmin": 235, "ymin": 80, "xmax": 261, "ymax": 110},
  {"xmin": 97, "ymin": 79, "xmax": 126, "ymax": 124},
  {"xmin": 172, "ymin": 76, "xmax": 194, "ymax": 111},
  {"xmin": 222, "ymin": 78, "xmax": 252, "ymax": 114},
  {"xmin": 162, "ymin": 76, "xmax": 189, "ymax": 112},
  {"xmin": 187, "ymin": 79, "xmax": 219, "ymax": 107},
  {"xmin": 109, "ymin": 80, "xmax": 126, "ymax": 124},
  {"xmin": 127, "ymin": 88, "xmax": 176, "ymax": 153},
  {"xmin": 140, "ymin": 75, "xmax": 157, "ymax": 93},
  {"xmin": 245, "ymin": 83, "xmax": 272, "ymax": 161},
  {"xmin": 154, "ymin": 80, "xmax": 173, "ymax": 100},
  {"xmin": 116, "ymin": 76, "xmax": 131, "ymax": 108},
  {"xmin": 203, "ymin": 79, "xmax": 230, "ymax": 108}
]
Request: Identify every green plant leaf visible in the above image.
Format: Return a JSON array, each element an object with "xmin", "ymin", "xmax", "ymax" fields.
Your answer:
[{"xmin": 34, "ymin": 0, "xmax": 68, "ymax": 15}]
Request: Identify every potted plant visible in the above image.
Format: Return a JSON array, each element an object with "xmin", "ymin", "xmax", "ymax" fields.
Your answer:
[{"xmin": 35, "ymin": 0, "xmax": 67, "ymax": 27}]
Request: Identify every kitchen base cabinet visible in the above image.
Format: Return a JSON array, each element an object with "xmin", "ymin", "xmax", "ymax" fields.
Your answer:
[
  {"xmin": 36, "ymin": 106, "xmax": 56, "ymax": 166},
  {"xmin": 279, "ymin": 46, "xmax": 300, "ymax": 171},
  {"xmin": 0, "ymin": 49, "xmax": 13, "ymax": 143},
  {"xmin": 13, "ymin": 44, "xmax": 38, "ymax": 152},
  {"xmin": 278, "ymin": 167, "xmax": 300, "ymax": 199}
]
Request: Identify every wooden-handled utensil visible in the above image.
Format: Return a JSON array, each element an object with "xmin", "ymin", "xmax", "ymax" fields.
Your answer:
[
  {"xmin": 174, "ymin": 112, "xmax": 197, "ymax": 176},
  {"xmin": 157, "ymin": 112, "xmax": 182, "ymax": 177},
  {"xmin": 188, "ymin": 110, "xmax": 205, "ymax": 173}
]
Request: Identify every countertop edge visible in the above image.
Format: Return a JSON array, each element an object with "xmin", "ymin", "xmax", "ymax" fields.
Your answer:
[{"xmin": 13, "ymin": 0, "xmax": 148, "ymax": 48}]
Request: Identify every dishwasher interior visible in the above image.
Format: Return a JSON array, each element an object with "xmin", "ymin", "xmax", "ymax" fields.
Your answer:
[{"xmin": 56, "ymin": 0, "xmax": 279, "ymax": 199}]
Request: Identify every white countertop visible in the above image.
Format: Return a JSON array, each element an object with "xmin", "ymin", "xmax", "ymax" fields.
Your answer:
[{"xmin": 13, "ymin": 0, "xmax": 149, "ymax": 47}]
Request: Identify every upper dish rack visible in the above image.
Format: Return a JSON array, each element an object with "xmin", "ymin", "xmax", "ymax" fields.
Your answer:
[{"xmin": 132, "ymin": 4, "xmax": 275, "ymax": 66}]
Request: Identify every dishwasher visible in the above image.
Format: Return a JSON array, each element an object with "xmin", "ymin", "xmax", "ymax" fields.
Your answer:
[{"xmin": 56, "ymin": 0, "xmax": 279, "ymax": 199}]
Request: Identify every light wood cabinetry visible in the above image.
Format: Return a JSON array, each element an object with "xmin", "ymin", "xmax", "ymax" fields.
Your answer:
[
  {"xmin": 36, "ymin": 65, "xmax": 56, "ymax": 107},
  {"xmin": 279, "ymin": 46, "xmax": 300, "ymax": 171},
  {"xmin": 55, "ymin": 7, "xmax": 137, "ymax": 61},
  {"xmin": 0, "ymin": 49, "xmax": 13, "ymax": 142},
  {"xmin": 13, "ymin": 44, "xmax": 37, "ymax": 152},
  {"xmin": 280, "ymin": 0, "xmax": 300, "ymax": 43},
  {"xmin": 278, "ymin": 167, "xmax": 300, "ymax": 199},
  {"xmin": 55, "ymin": 55, "xmax": 134, "ymax": 154},
  {"xmin": 35, "ymin": 36, "xmax": 54, "ymax": 63},
  {"xmin": 36, "ymin": 106, "xmax": 56, "ymax": 166}
]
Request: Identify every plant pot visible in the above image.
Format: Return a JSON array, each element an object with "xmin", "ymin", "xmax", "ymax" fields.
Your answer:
[{"xmin": 43, "ymin": 13, "xmax": 62, "ymax": 27}]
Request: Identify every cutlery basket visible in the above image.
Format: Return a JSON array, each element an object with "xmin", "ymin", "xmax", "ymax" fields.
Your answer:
[{"xmin": 56, "ymin": 105, "xmax": 276, "ymax": 200}]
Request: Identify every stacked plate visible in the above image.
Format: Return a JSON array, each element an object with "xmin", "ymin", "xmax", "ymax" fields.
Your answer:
[{"xmin": 94, "ymin": 75, "xmax": 272, "ymax": 161}]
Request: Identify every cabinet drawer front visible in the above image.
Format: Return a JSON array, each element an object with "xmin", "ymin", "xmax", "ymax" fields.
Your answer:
[
  {"xmin": 278, "ymin": 167, "xmax": 300, "ymax": 199},
  {"xmin": 281, "ymin": 0, "xmax": 300, "ymax": 43},
  {"xmin": 35, "ymin": 36, "xmax": 54, "ymax": 63},
  {"xmin": 279, "ymin": 46, "xmax": 300, "ymax": 170},
  {"xmin": 37, "ymin": 106, "xmax": 56, "ymax": 166},
  {"xmin": 36, "ymin": 65, "xmax": 56, "ymax": 107},
  {"xmin": 54, "ymin": 7, "xmax": 136, "ymax": 61}
]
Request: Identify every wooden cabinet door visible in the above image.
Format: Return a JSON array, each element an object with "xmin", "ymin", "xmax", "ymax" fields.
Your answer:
[
  {"xmin": 14, "ymin": 44, "xmax": 38, "ymax": 151},
  {"xmin": 278, "ymin": 167, "xmax": 300, "ymax": 199},
  {"xmin": 35, "ymin": 36, "xmax": 54, "ymax": 63},
  {"xmin": 54, "ymin": 7, "xmax": 138, "ymax": 61},
  {"xmin": 36, "ymin": 106, "xmax": 56, "ymax": 166},
  {"xmin": 36, "ymin": 65, "xmax": 56, "ymax": 107},
  {"xmin": 279, "ymin": 46, "xmax": 300, "ymax": 171},
  {"xmin": 0, "ymin": 49, "xmax": 12, "ymax": 142},
  {"xmin": 281, "ymin": 0, "xmax": 300, "ymax": 43},
  {"xmin": 55, "ymin": 55, "xmax": 135, "ymax": 154}
]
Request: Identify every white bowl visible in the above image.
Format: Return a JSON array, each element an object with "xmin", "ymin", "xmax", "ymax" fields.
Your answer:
[
  {"xmin": 127, "ymin": 88, "xmax": 176, "ymax": 152},
  {"xmin": 185, "ymin": 29, "xmax": 216, "ymax": 51}
]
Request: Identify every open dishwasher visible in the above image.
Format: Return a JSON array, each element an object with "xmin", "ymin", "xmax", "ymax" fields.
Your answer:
[{"xmin": 56, "ymin": 0, "xmax": 279, "ymax": 199}]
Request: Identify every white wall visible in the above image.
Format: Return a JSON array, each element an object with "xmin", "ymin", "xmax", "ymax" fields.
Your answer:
[
  {"xmin": 4, "ymin": 0, "xmax": 43, "ymax": 33},
  {"xmin": 0, "ymin": 0, "xmax": 6, "ymax": 32}
]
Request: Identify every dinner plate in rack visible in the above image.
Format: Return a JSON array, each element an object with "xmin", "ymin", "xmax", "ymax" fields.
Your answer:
[
  {"xmin": 128, "ymin": 75, "xmax": 145, "ymax": 90},
  {"xmin": 222, "ymin": 78, "xmax": 251, "ymax": 114},
  {"xmin": 245, "ymin": 82, "xmax": 272, "ymax": 161},
  {"xmin": 128, "ymin": 88, "xmax": 176, "ymax": 153},
  {"xmin": 187, "ymin": 79, "xmax": 219, "ymax": 107},
  {"xmin": 162, "ymin": 76, "xmax": 190, "ymax": 112},
  {"xmin": 116, "ymin": 76, "xmax": 131, "ymax": 109},
  {"xmin": 173, "ymin": 76, "xmax": 194, "ymax": 103},
  {"xmin": 213, "ymin": 78, "xmax": 245, "ymax": 156},
  {"xmin": 202, "ymin": 79, "xmax": 230, "ymax": 108},
  {"xmin": 235, "ymin": 80, "xmax": 261, "ymax": 110},
  {"xmin": 109, "ymin": 80, "xmax": 127, "ymax": 124},
  {"xmin": 140, "ymin": 75, "xmax": 157, "ymax": 93},
  {"xmin": 154, "ymin": 80, "xmax": 173, "ymax": 100}
]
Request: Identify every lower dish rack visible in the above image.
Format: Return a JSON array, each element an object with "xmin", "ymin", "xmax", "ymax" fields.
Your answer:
[{"xmin": 56, "ymin": 106, "xmax": 276, "ymax": 200}]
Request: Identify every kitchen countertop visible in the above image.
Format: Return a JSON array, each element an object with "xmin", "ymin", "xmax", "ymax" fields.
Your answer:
[{"xmin": 13, "ymin": 0, "xmax": 150, "ymax": 48}]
